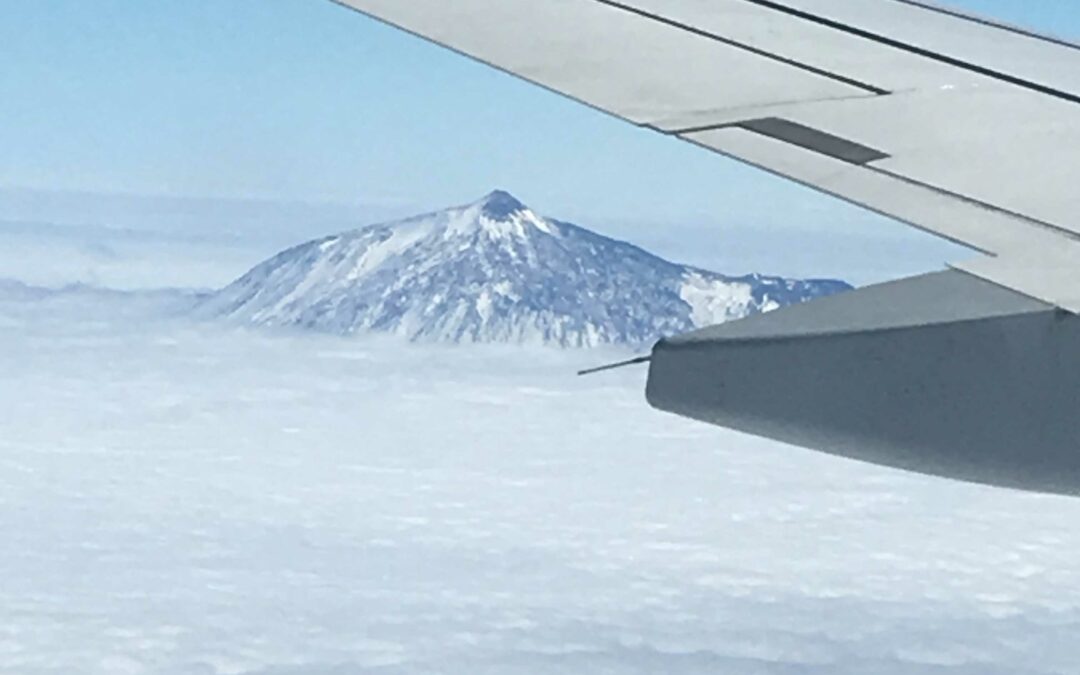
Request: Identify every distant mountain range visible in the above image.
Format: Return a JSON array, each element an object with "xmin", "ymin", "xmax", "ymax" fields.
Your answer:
[
  {"xmin": 199, "ymin": 191, "xmax": 851, "ymax": 347},
  {"xmin": 0, "ymin": 278, "xmax": 205, "ymax": 311}
]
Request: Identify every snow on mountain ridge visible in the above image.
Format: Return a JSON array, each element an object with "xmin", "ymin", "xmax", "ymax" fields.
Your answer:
[{"xmin": 201, "ymin": 191, "xmax": 851, "ymax": 346}]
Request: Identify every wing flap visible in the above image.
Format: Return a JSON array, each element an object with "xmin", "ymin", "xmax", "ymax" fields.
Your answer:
[{"xmin": 684, "ymin": 125, "xmax": 1060, "ymax": 255}]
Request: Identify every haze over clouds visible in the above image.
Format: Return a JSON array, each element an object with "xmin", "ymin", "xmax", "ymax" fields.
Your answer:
[
  {"xmin": 0, "ymin": 187, "xmax": 419, "ymax": 290},
  {"xmin": 0, "ymin": 184, "xmax": 964, "ymax": 292}
]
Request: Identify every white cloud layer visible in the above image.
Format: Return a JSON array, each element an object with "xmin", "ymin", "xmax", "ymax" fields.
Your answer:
[{"xmin": 2, "ymin": 292, "xmax": 1079, "ymax": 674}]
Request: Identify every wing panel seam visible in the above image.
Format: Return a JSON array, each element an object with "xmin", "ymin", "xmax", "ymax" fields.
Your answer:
[
  {"xmin": 738, "ymin": 0, "xmax": 1080, "ymax": 105},
  {"xmin": 887, "ymin": 0, "xmax": 1080, "ymax": 53},
  {"xmin": 591, "ymin": 0, "xmax": 891, "ymax": 95},
  {"xmin": 868, "ymin": 166, "xmax": 1080, "ymax": 244}
]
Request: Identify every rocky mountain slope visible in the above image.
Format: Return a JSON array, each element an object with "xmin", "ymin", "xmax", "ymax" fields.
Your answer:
[{"xmin": 200, "ymin": 191, "xmax": 850, "ymax": 347}]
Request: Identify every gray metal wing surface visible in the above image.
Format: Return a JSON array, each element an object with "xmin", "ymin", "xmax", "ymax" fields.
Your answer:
[{"xmin": 333, "ymin": 0, "xmax": 1080, "ymax": 495}]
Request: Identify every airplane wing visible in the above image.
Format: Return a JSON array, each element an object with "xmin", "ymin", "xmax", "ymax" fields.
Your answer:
[
  {"xmin": 333, "ymin": 0, "xmax": 1080, "ymax": 496},
  {"xmin": 335, "ymin": 0, "xmax": 1080, "ymax": 310}
]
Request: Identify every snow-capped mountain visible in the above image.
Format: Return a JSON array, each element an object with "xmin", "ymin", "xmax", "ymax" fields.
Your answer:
[{"xmin": 201, "ymin": 191, "xmax": 850, "ymax": 347}]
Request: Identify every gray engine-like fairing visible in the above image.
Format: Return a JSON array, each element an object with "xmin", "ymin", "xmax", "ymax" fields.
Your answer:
[{"xmin": 646, "ymin": 270, "xmax": 1080, "ymax": 495}]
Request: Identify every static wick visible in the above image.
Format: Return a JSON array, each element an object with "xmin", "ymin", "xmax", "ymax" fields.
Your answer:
[{"xmin": 577, "ymin": 355, "xmax": 652, "ymax": 377}]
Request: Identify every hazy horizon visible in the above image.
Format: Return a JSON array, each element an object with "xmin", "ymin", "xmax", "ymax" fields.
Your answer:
[{"xmin": 0, "ymin": 184, "xmax": 966, "ymax": 291}]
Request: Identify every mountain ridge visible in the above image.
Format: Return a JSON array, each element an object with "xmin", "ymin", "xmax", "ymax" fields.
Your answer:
[{"xmin": 200, "ymin": 191, "xmax": 851, "ymax": 347}]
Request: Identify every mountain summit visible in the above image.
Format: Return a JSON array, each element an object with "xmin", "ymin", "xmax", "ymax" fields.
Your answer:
[
  {"xmin": 479, "ymin": 189, "xmax": 526, "ymax": 219},
  {"xmin": 202, "ymin": 192, "xmax": 850, "ymax": 346}
]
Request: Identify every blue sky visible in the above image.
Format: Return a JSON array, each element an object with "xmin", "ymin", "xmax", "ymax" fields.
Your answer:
[{"xmin": 1, "ymin": 1, "xmax": 1078, "ymax": 283}]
